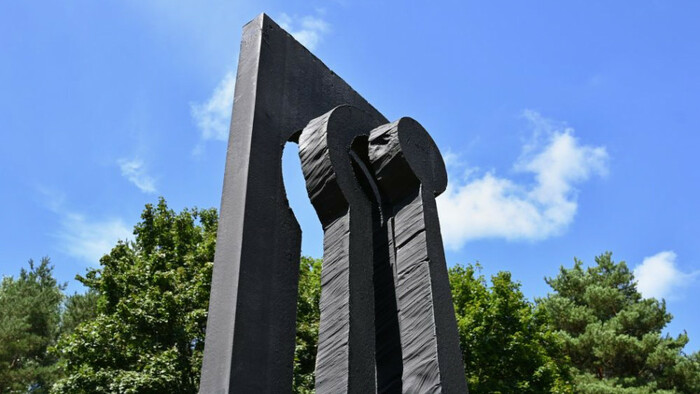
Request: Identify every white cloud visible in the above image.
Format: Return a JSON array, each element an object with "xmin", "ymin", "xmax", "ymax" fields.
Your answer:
[
  {"xmin": 36, "ymin": 187, "xmax": 133, "ymax": 264},
  {"xmin": 190, "ymin": 71, "xmax": 236, "ymax": 145},
  {"xmin": 437, "ymin": 110, "xmax": 608, "ymax": 250},
  {"xmin": 118, "ymin": 157, "xmax": 157, "ymax": 193},
  {"xmin": 57, "ymin": 213, "xmax": 132, "ymax": 264},
  {"xmin": 442, "ymin": 150, "xmax": 465, "ymax": 169},
  {"xmin": 634, "ymin": 251, "xmax": 699, "ymax": 300},
  {"xmin": 278, "ymin": 13, "xmax": 330, "ymax": 51}
]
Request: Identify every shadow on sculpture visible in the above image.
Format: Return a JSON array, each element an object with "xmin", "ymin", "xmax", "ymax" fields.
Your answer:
[{"xmin": 199, "ymin": 13, "xmax": 468, "ymax": 394}]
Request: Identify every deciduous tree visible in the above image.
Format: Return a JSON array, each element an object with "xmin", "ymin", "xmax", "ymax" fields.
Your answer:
[
  {"xmin": 51, "ymin": 199, "xmax": 217, "ymax": 393},
  {"xmin": 51, "ymin": 200, "xmax": 324, "ymax": 393},
  {"xmin": 292, "ymin": 256, "xmax": 322, "ymax": 393},
  {"xmin": 450, "ymin": 263, "xmax": 572, "ymax": 393}
]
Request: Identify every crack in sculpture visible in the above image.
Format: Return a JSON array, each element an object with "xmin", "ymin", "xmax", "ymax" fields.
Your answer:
[{"xmin": 199, "ymin": 13, "xmax": 468, "ymax": 394}]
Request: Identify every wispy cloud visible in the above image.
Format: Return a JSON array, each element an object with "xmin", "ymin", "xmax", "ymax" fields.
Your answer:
[
  {"xmin": 36, "ymin": 187, "xmax": 132, "ymax": 265},
  {"xmin": 634, "ymin": 251, "xmax": 699, "ymax": 300},
  {"xmin": 118, "ymin": 157, "xmax": 157, "ymax": 193},
  {"xmin": 190, "ymin": 71, "xmax": 236, "ymax": 152},
  {"xmin": 56, "ymin": 213, "xmax": 132, "ymax": 264},
  {"xmin": 278, "ymin": 12, "xmax": 330, "ymax": 51},
  {"xmin": 437, "ymin": 110, "xmax": 608, "ymax": 250}
]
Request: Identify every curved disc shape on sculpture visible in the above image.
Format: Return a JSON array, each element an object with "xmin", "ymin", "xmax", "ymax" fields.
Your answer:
[
  {"xmin": 368, "ymin": 117, "xmax": 448, "ymax": 202},
  {"xmin": 299, "ymin": 105, "xmax": 384, "ymax": 227}
]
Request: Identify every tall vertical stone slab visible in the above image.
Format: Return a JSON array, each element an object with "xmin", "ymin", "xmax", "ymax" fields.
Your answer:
[
  {"xmin": 298, "ymin": 106, "xmax": 383, "ymax": 393},
  {"xmin": 369, "ymin": 119, "xmax": 468, "ymax": 393},
  {"xmin": 199, "ymin": 14, "xmax": 386, "ymax": 394}
]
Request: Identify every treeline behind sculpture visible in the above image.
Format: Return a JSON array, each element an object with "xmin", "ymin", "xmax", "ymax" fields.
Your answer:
[{"xmin": 1, "ymin": 199, "xmax": 699, "ymax": 393}]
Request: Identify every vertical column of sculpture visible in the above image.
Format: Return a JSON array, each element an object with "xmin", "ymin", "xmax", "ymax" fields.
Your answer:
[
  {"xmin": 298, "ymin": 105, "xmax": 383, "ymax": 393},
  {"xmin": 198, "ymin": 16, "xmax": 302, "ymax": 394},
  {"xmin": 369, "ymin": 118, "xmax": 468, "ymax": 393}
]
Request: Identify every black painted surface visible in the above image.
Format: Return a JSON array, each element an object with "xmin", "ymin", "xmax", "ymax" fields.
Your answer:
[
  {"xmin": 369, "ymin": 119, "xmax": 468, "ymax": 393},
  {"xmin": 200, "ymin": 13, "xmax": 467, "ymax": 394},
  {"xmin": 298, "ymin": 106, "xmax": 382, "ymax": 393},
  {"xmin": 199, "ymin": 14, "xmax": 385, "ymax": 394}
]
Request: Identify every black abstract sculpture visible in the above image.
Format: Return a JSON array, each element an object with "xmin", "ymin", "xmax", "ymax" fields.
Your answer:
[{"xmin": 199, "ymin": 14, "xmax": 468, "ymax": 394}]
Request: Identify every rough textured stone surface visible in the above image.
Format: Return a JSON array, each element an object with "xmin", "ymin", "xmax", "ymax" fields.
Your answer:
[
  {"xmin": 200, "ymin": 12, "xmax": 467, "ymax": 394},
  {"xmin": 298, "ymin": 106, "xmax": 382, "ymax": 393},
  {"xmin": 369, "ymin": 119, "xmax": 468, "ymax": 394}
]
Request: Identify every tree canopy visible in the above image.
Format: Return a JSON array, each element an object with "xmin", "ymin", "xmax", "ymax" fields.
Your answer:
[
  {"xmin": 538, "ymin": 252, "xmax": 700, "ymax": 393},
  {"xmin": 51, "ymin": 199, "xmax": 217, "ymax": 393},
  {"xmin": 2, "ymin": 200, "xmax": 699, "ymax": 393},
  {"xmin": 450, "ymin": 263, "xmax": 572, "ymax": 393},
  {"xmin": 49, "ymin": 199, "xmax": 324, "ymax": 394}
]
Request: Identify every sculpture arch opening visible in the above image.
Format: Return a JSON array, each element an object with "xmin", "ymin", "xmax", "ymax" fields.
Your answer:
[{"xmin": 282, "ymin": 141, "xmax": 324, "ymax": 258}]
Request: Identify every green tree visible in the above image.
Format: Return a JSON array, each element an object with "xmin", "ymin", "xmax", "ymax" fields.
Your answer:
[
  {"xmin": 47, "ymin": 197, "xmax": 699, "ymax": 393},
  {"xmin": 59, "ymin": 290, "xmax": 99, "ymax": 336},
  {"xmin": 450, "ymin": 263, "xmax": 572, "ymax": 393},
  {"xmin": 51, "ymin": 199, "xmax": 217, "ymax": 393},
  {"xmin": 51, "ymin": 199, "xmax": 323, "ymax": 393},
  {"xmin": 0, "ymin": 258, "xmax": 64, "ymax": 393},
  {"xmin": 538, "ymin": 252, "xmax": 700, "ymax": 393},
  {"xmin": 292, "ymin": 256, "xmax": 322, "ymax": 393}
]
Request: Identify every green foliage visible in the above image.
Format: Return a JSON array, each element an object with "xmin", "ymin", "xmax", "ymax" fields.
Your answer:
[
  {"xmin": 450, "ymin": 263, "xmax": 572, "ymax": 393},
  {"xmin": 5, "ymin": 198, "xmax": 698, "ymax": 393},
  {"xmin": 286, "ymin": 260, "xmax": 576, "ymax": 393},
  {"xmin": 49, "ymin": 199, "xmax": 323, "ymax": 393},
  {"xmin": 0, "ymin": 258, "xmax": 64, "ymax": 393},
  {"xmin": 292, "ymin": 256, "xmax": 322, "ymax": 393},
  {"xmin": 60, "ymin": 290, "xmax": 99, "ymax": 336},
  {"xmin": 51, "ymin": 198, "xmax": 217, "ymax": 393},
  {"xmin": 538, "ymin": 252, "xmax": 700, "ymax": 393}
]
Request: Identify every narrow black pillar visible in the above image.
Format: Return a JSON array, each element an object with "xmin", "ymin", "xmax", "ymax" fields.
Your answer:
[
  {"xmin": 298, "ymin": 106, "xmax": 383, "ymax": 393},
  {"xmin": 369, "ymin": 118, "xmax": 469, "ymax": 393}
]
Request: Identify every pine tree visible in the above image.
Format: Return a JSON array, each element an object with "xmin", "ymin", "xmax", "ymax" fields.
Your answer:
[
  {"xmin": 538, "ymin": 252, "xmax": 700, "ymax": 393},
  {"xmin": 59, "ymin": 290, "xmax": 99, "ymax": 336},
  {"xmin": 0, "ymin": 258, "xmax": 64, "ymax": 393}
]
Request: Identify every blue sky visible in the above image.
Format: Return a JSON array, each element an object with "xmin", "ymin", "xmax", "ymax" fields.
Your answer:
[{"xmin": 2, "ymin": 1, "xmax": 699, "ymax": 352}]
